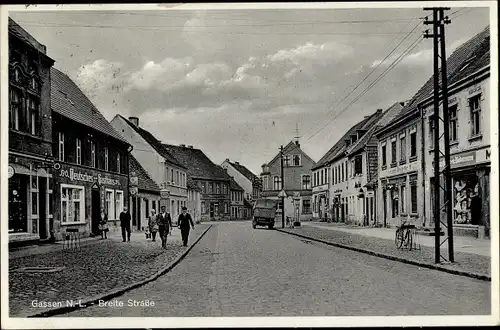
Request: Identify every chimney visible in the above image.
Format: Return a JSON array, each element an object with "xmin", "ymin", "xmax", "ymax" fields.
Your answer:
[
  {"xmin": 235, "ymin": 161, "xmax": 240, "ymax": 165},
  {"xmin": 180, "ymin": 144, "xmax": 186, "ymax": 147},
  {"xmin": 295, "ymin": 141, "xmax": 300, "ymax": 147},
  {"xmin": 377, "ymin": 108, "xmax": 383, "ymax": 113},
  {"xmin": 225, "ymin": 158, "xmax": 230, "ymax": 163},
  {"xmin": 188, "ymin": 145, "xmax": 193, "ymax": 149},
  {"xmin": 129, "ymin": 117, "xmax": 139, "ymax": 126}
]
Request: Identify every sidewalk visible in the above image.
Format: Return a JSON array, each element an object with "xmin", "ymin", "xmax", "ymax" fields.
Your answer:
[
  {"xmin": 8, "ymin": 224, "xmax": 209, "ymax": 317},
  {"xmin": 278, "ymin": 222, "xmax": 491, "ymax": 280},
  {"xmin": 305, "ymin": 222, "xmax": 491, "ymax": 256}
]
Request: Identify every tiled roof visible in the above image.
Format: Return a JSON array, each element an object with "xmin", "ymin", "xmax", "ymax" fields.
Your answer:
[
  {"xmin": 382, "ymin": 26, "xmax": 490, "ymax": 131},
  {"xmin": 9, "ymin": 18, "xmax": 49, "ymax": 56},
  {"xmin": 51, "ymin": 68, "xmax": 129, "ymax": 145},
  {"xmin": 163, "ymin": 144, "xmax": 231, "ymax": 181},
  {"xmin": 312, "ymin": 112, "xmax": 376, "ymax": 170},
  {"xmin": 229, "ymin": 161, "xmax": 259, "ymax": 182},
  {"xmin": 267, "ymin": 140, "xmax": 316, "ymax": 168},
  {"xmin": 243, "ymin": 199, "xmax": 254, "ymax": 208},
  {"xmin": 129, "ymin": 155, "xmax": 160, "ymax": 193},
  {"xmin": 228, "ymin": 176, "xmax": 245, "ymax": 192},
  {"xmin": 117, "ymin": 115, "xmax": 186, "ymax": 169},
  {"xmin": 347, "ymin": 102, "xmax": 404, "ymax": 156}
]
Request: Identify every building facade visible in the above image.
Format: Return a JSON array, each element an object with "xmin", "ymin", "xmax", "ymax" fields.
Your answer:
[
  {"xmin": 8, "ymin": 18, "xmax": 55, "ymax": 243},
  {"xmin": 163, "ymin": 144, "xmax": 231, "ymax": 221},
  {"xmin": 261, "ymin": 140, "xmax": 315, "ymax": 221},
  {"xmin": 110, "ymin": 116, "xmax": 189, "ymax": 227},
  {"xmin": 51, "ymin": 68, "xmax": 130, "ymax": 239},
  {"xmin": 229, "ymin": 177, "xmax": 245, "ymax": 220},
  {"xmin": 221, "ymin": 159, "xmax": 261, "ymax": 201},
  {"xmin": 421, "ymin": 27, "xmax": 490, "ymax": 238},
  {"xmin": 129, "ymin": 155, "xmax": 160, "ymax": 231},
  {"xmin": 187, "ymin": 178, "xmax": 202, "ymax": 223}
]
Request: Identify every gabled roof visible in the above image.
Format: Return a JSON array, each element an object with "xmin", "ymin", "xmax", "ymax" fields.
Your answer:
[
  {"xmin": 347, "ymin": 102, "xmax": 404, "ymax": 156},
  {"xmin": 116, "ymin": 115, "xmax": 186, "ymax": 169},
  {"xmin": 267, "ymin": 140, "xmax": 316, "ymax": 167},
  {"xmin": 228, "ymin": 176, "xmax": 245, "ymax": 192},
  {"xmin": 312, "ymin": 112, "xmax": 376, "ymax": 170},
  {"xmin": 51, "ymin": 68, "xmax": 129, "ymax": 145},
  {"xmin": 227, "ymin": 160, "xmax": 259, "ymax": 183},
  {"xmin": 163, "ymin": 144, "xmax": 231, "ymax": 181},
  {"xmin": 9, "ymin": 18, "xmax": 51, "ymax": 58},
  {"xmin": 129, "ymin": 155, "xmax": 160, "ymax": 193},
  {"xmin": 379, "ymin": 26, "xmax": 490, "ymax": 135}
]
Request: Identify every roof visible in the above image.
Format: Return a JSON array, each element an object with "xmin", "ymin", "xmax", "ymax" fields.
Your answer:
[
  {"xmin": 312, "ymin": 112, "xmax": 376, "ymax": 170},
  {"xmin": 117, "ymin": 115, "xmax": 186, "ymax": 169},
  {"xmin": 227, "ymin": 160, "xmax": 259, "ymax": 182},
  {"xmin": 129, "ymin": 155, "xmax": 160, "ymax": 193},
  {"xmin": 187, "ymin": 176, "xmax": 201, "ymax": 192},
  {"xmin": 51, "ymin": 68, "xmax": 129, "ymax": 145},
  {"xmin": 380, "ymin": 26, "xmax": 490, "ymax": 134},
  {"xmin": 9, "ymin": 18, "xmax": 51, "ymax": 57},
  {"xmin": 243, "ymin": 199, "xmax": 254, "ymax": 208},
  {"xmin": 229, "ymin": 176, "xmax": 245, "ymax": 192},
  {"xmin": 267, "ymin": 140, "xmax": 316, "ymax": 168},
  {"xmin": 163, "ymin": 144, "xmax": 231, "ymax": 181},
  {"xmin": 347, "ymin": 102, "xmax": 404, "ymax": 156}
]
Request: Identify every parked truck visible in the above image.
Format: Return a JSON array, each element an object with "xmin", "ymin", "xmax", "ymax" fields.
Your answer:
[{"xmin": 252, "ymin": 198, "xmax": 278, "ymax": 229}]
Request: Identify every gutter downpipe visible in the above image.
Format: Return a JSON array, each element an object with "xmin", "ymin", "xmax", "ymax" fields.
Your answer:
[{"xmin": 418, "ymin": 104, "xmax": 427, "ymax": 228}]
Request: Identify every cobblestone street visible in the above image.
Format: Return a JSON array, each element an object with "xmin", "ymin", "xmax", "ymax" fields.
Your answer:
[
  {"xmin": 63, "ymin": 221, "xmax": 490, "ymax": 317},
  {"xmin": 9, "ymin": 224, "xmax": 209, "ymax": 317}
]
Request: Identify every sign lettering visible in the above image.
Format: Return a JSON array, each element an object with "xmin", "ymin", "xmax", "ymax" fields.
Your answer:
[
  {"xmin": 468, "ymin": 85, "xmax": 482, "ymax": 95},
  {"xmin": 58, "ymin": 167, "xmax": 121, "ymax": 186}
]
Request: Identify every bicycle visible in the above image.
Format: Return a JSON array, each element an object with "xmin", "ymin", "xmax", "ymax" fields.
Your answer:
[{"xmin": 394, "ymin": 220, "xmax": 416, "ymax": 250}]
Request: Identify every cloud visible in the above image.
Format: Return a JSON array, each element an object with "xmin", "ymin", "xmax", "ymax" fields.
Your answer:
[
  {"xmin": 268, "ymin": 42, "xmax": 352, "ymax": 65},
  {"xmin": 73, "ymin": 59, "xmax": 125, "ymax": 97}
]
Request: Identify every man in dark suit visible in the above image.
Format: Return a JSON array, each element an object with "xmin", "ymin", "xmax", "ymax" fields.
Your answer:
[
  {"xmin": 178, "ymin": 206, "xmax": 195, "ymax": 247},
  {"xmin": 120, "ymin": 206, "xmax": 132, "ymax": 242},
  {"xmin": 157, "ymin": 205, "xmax": 172, "ymax": 249}
]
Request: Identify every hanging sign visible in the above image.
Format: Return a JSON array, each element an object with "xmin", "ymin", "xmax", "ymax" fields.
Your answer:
[
  {"xmin": 8, "ymin": 166, "xmax": 15, "ymax": 179},
  {"xmin": 160, "ymin": 189, "xmax": 170, "ymax": 199}
]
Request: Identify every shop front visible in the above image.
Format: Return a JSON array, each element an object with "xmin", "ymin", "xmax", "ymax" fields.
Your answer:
[
  {"xmin": 8, "ymin": 154, "xmax": 53, "ymax": 243},
  {"xmin": 52, "ymin": 162, "xmax": 128, "ymax": 240}
]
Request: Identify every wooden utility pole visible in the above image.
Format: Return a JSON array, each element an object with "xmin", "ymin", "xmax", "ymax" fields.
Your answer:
[{"xmin": 280, "ymin": 145, "xmax": 285, "ymax": 229}]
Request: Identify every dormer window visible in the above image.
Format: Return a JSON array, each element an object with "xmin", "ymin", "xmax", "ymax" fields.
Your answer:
[{"xmin": 293, "ymin": 155, "xmax": 301, "ymax": 167}]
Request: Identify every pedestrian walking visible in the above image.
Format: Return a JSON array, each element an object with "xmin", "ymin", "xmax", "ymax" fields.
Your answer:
[
  {"xmin": 120, "ymin": 206, "xmax": 132, "ymax": 242},
  {"xmin": 148, "ymin": 209, "xmax": 159, "ymax": 242},
  {"xmin": 178, "ymin": 207, "xmax": 195, "ymax": 247},
  {"xmin": 157, "ymin": 206, "xmax": 172, "ymax": 249},
  {"xmin": 99, "ymin": 209, "xmax": 109, "ymax": 239}
]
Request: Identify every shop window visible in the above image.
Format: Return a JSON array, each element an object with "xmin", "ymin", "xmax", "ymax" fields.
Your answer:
[
  {"xmin": 400, "ymin": 135, "xmax": 406, "ymax": 162},
  {"xmin": 449, "ymin": 104, "xmax": 458, "ymax": 142},
  {"xmin": 115, "ymin": 190, "xmax": 123, "ymax": 220},
  {"xmin": 400, "ymin": 184, "xmax": 406, "ymax": 214},
  {"xmin": 214, "ymin": 202, "xmax": 219, "ymax": 215},
  {"xmin": 381, "ymin": 144, "xmax": 387, "ymax": 168},
  {"xmin": 469, "ymin": 94, "xmax": 482, "ymax": 136},
  {"xmin": 76, "ymin": 138, "xmax": 82, "ymax": 165},
  {"xmin": 391, "ymin": 190, "xmax": 399, "ymax": 218},
  {"xmin": 105, "ymin": 189, "xmax": 115, "ymax": 220},
  {"xmin": 302, "ymin": 175, "xmax": 311, "ymax": 190},
  {"xmin": 9, "ymin": 88, "xmax": 22, "ymax": 130},
  {"xmin": 302, "ymin": 200, "xmax": 311, "ymax": 214},
  {"xmin": 410, "ymin": 132, "xmax": 417, "ymax": 159},
  {"xmin": 104, "ymin": 147, "xmax": 109, "ymax": 171},
  {"xmin": 201, "ymin": 202, "xmax": 206, "ymax": 214},
  {"xmin": 453, "ymin": 175, "xmax": 481, "ymax": 225},
  {"xmin": 27, "ymin": 96, "xmax": 39, "ymax": 136},
  {"xmin": 273, "ymin": 176, "xmax": 282, "ymax": 190},
  {"xmin": 61, "ymin": 185, "xmax": 85, "ymax": 224},
  {"xmin": 58, "ymin": 132, "xmax": 65, "ymax": 162}
]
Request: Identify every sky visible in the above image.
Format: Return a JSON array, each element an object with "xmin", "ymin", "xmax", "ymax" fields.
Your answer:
[{"xmin": 9, "ymin": 5, "xmax": 490, "ymax": 174}]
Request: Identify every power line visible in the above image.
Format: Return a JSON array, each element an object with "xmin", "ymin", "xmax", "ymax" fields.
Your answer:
[{"xmin": 308, "ymin": 35, "xmax": 423, "ymax": 140}]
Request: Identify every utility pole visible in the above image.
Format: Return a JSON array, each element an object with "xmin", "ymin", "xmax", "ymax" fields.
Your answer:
[
  {"xmin": 280, "ymin": 145, "xmax": 285, "ymax": 229},
  {"xmin": 424, "ymin": 7, "xmax": 454, "ymax": 264}
]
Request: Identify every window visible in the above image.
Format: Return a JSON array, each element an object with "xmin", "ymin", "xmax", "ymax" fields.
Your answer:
[
  {"xmin": 31, "ymin": 77, "xmax": 39, "ymax": 91},
  {"xmin": 58, "ymin": 132, "xmax": 65, "ymax": 162},
  {"xmin": 224, "ymin": 203, "xmax": 228, "ymax": 214},
  {"xmin": 410, "ymin": 132, "xmax": 417, "ymax": 158},
  {"xmin": 400, "ymin": 135, "xmax": 406, "ymax": 162},
  {"xmin": 116, "ymin": 153, "xmax": 121, "ymax": 173},
  {"xmin": 105, "ymin": 189, "xmax": 115, "ymax": 220},
  {"xmin": 27, "ymin": 96, "xmax": 39, "ymax": 135},
  {"xmin": 9, "ymin": 88, "xmax": 21, "ymax": 130},
  {"xmin": 284, "ymin": 155, "xmax": 290, "ymax": 167},
  {"xmin": 410, "ymin": 182, "xmax": 418, "ymax": 213},
  {"xmin": 293, "ymin": 155, "xmax": 301, "ymax": 166},
  {"xmin": 429, "ymin": 118, "xmax": 436, "ymax": 149},
  {"xmin": 115, "ymin": 190, "xmax": 123, "ymax": 219},
  {"xmin": 76, "ymin": 138, "xmax": 82, "ymax": 165},
  {"xmin": 177, "ymin": 200, "xmax": 180, "ymax": 214},
  {"xmin": 381, "ymin": 144, "xmax": 387, "ymax": 167},
  {"xmin": 354, "ymin": 155, "xmax": 362, "ymax": 175},
  {"xmin": 209, "ymin": 182, "xmax": 213, "ymax": 193},
  {"xmin": 214, "ymin": 202, "xmax": 219, "ymax": 215},
  {"xmin": 91, "ymin": 141, "xmax": 96, "ymax": 167},
  {"xmin": 302, "ymin": 200, "xmax": 311, "ymax": 214},
  {"xmin": 449, "ymin": 104, "xmax": 458, "ymax": 142},
  {"xmin": 31, "ymin": 176, "xmax": 38, "ymax": 217},
  {"xmin": 104, "ymin": 147, "xmax": 109, "ymax": 171},
  {"xmin": 302, "ymin": 175, "xmax": 311, "ymax": 189},
  {"xmin": 391, "ymin": 139, "xmax": 397, "ymax": 165},
  {"xmin": 273, "ymin": 176, "xmax": 282, "ymax": 190},
  {"xmin": 176, "ymin": 171, "xmax": 179, "ymax": 185},
  {"xmin": 400, "ymin": 184, "xmax": 406, "ymax": 214},
  {"xmin": 201, "ymin": 182, "xmax": 206, "ymax": 194},
  {"xmin": 216, "ymin": 183, "xmax": 220, "ymax": 194},
  {"xmin": 341, "ymin": 163, "xmax": 345, "ymax": 181},
  {"xmin": 61, "ymin": 185, "xmax": 85, "ymax": 224},
  {"xmin": 171, "ymin": 169, "xmax": 174, "ymax": 183},
  {"xmin": 469, "ymin": 94, "xmax": 481, "ymax": 136}
]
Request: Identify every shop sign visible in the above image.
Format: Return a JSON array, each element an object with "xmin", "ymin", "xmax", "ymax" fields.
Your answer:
[
  {"xmin": 434, "ymin": 151, "xmax": 476, "ymax": 171},
  {"xmin": 8, "ymin": 165, "xmax": 15, "ymax": 179},
  {"xmin": 58, "ymin": 167, "xmax": 121, "ymax": 186},
  {"xmin": 380, "ymin": 161, "xmax": 419, "ymax": 178},
  {"xmin": 130, "ymin": 187, "xmax": 138, "ymax": 196},
  {"xmin": 476, "ymin": 148, "xmax": 491, "ymax": 164},
  {"xmin": 160, "ymin": 189, "xmax": 170, "ymax": 199}
]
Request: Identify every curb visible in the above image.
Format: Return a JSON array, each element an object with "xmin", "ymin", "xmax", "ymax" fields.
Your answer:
[
  {"xmin": 26, "ymin": 225, "xmax": 213, "ymax": 318},
  {"xmin": 277, "ymin": 228, "xmax": 491, "ymax": 282}
]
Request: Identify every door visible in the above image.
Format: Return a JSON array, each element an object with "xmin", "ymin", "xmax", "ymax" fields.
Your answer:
[
  {"xmin": 210, "ymin": 202, "xmax": 214, "ymax": 218},
  {"xmin": 91, "ymin": 189, "xmax": 100, "ymax": 234},
  {"xmin": 38, "ymin": 179, "xmax": 47, "ymax": 239},
  {"xmin": 137, "ymin": 197, "xmax": 141, "ymax": 231}
]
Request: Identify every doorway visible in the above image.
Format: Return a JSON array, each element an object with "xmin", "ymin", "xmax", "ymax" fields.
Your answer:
[
  {"xmin": 210, "ymin": 202, "xmax": 214, "ymax": 218},
  {"xmin": 91, "ymin": 189, "xmax": 100, "ymax": 234},
  {"xmin": 383, "ymin": 189, "xmax": 387, "ymax": 227}
]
